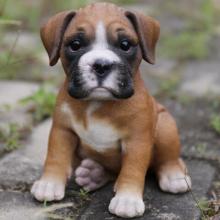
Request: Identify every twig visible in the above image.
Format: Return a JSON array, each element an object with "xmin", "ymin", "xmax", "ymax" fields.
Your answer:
[{"xmin": 36, "ymin": 202, "xmax": 74, "ymax": 215}]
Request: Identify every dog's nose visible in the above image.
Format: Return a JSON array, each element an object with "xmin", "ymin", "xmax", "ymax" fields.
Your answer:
[{"xmin": 92, "ymin": 59, "xmax": 113, "ymax": 78}]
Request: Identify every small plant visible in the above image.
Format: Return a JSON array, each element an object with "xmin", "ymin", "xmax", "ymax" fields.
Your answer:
[
  {"xmin": 0, "ymin": 123, "xmax": 21, "ymax": 152},
  {"xmin": 79, "ymin": 188, "xmax": 89, "ymax": 200},
  {"xmin": 195, "ymin": 143, "xmax": 207, "ymax": 155},
  {"xmin": 198, "ymin": 198, "xmax": 220, "ymax": 220},
  {"xmin": 157, "ymin": 75, "xmax": 180, "ymax": 98},
  {"xmin": 161, "ymin": 32, "xmax": 210, "ymax": 60},
  {"xmin": 160, "ymin": 0, "xmax": 215, "ymax": 60},
  {"xmin": 178, "ymin": 94, "xmax": 193, "ymax": 106},
  {"xmin": 210, "ymin": 114, "xmax": 220, "ymax": 134},
  {"xmin": 20, "ymin": 86, "xmax": 56, "ymax": 123}
]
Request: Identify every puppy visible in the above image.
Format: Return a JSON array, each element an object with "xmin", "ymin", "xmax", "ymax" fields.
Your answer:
[{"xmin": 31, "ymin": 2, "xmax": 191, "ymax": 218}]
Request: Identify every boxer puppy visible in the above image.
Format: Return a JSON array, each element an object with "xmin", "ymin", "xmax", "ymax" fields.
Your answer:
[{"xmin": 31, "ymin": 2, "xmax": 192, "ymax": 218}]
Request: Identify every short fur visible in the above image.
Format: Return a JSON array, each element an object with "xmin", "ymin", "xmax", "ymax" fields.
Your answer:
[{"xmin": 31, "ymin": 3, "xmax": 191, "ymax": 218}]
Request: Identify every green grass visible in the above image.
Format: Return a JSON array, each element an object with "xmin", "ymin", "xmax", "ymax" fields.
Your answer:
[
  {"xmin": 1, "ymin": 0, "xmax": 136, "ymax": 32},
  {"xmin": 156, "ymin": 74, "xmax": 180, "ymax": 98},
  {"xmin": 161, "ymin": 32, "xmax": 210, "ymax": 60},
  {"xmin": 177, "ymin": 94, "xmax": 193, "ymax": 106},
  {"xmin": 198, "ymin": 198, "xmax": 219, "ymax": 220},
  {"xmin": 210, "ymin": 114, "xmax": 220, "ymax": 134},
  {"xmin": 1, "ymin": 0, "xmax": 91, "ymax": 31},
  {"xmin": 79, "ymin": 188, "xmax": 90, "ymax": 200},
  {"xmin": 0, "ymin": 123, "xmax": 21, "ymax": 152},
  {"xmin": 20, "ymin": 86, "xmax": 56, "ymax": 123},
  {"xmin": 195, "ymin": 143, "xmax": 207, "ymax": 155},
  {"xmin": 160, "ymin": 0, "xmax": 215, "ymax": 60}
]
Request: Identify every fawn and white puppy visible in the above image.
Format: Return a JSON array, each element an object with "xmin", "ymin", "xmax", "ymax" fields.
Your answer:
[{"xmin": 31, "ymin": 2, "xmax": 191, "ymax": 218}]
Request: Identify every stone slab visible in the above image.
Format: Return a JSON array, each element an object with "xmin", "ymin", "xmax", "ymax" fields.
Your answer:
[
  {"xmin": 78, "ymin": 160, "xmax": 215, "ymax": 220},
  {"xmin": 0, "ymin": 192, "xmax": 43, "ymax": 220},
  {"xmin": 0, "ymin": 119, "xmax": 51, "ymax": 190},
  {"xmin": 179, "ymin": 61, "xmax": 220, "ymax": 97},
  {"xmin": 0, "ymin": 81, "xmax": 39, "ymax": 106},
  {"xmin": 0, "ymin": 160, "xmax": 215, "ymax": 220}
]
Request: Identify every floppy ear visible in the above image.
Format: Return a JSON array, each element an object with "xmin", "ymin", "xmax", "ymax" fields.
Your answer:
[
  {"xmin": 125, "ymin": 11, "xmax": 160, "ymax": 64},
  {"xmin": 40, "ymin": 11, "xmax": 76, "ymax": 66}
]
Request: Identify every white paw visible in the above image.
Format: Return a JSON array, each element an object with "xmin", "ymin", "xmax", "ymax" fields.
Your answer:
[
  {"xmin": 31, "ymin": 179, "xmax": 65, "ymax": 201},
  {"xmin": 75, "ymin": 158, "xmax": 109, "ymax": 191},
  {"xmin": 159, "ymin": 170, "xmax": 192, "ymax": 194},
  {"xmin": 109, "ymin": 193, "xmax": 145, "ymax": 218}
]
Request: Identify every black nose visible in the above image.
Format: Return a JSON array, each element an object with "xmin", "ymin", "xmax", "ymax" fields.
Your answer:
[{"xmin": 92, "ymin": 59, "xmax": 113, "ymax": 78}]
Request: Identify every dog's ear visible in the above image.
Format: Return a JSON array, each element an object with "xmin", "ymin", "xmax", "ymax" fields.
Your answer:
[
  {"xmin": 40, "ymin": 11, "xmax": 76, "ymax": 66},
  {"xmin": 125, "ymin": 11, "xmax": 160, "ymax": 64}
]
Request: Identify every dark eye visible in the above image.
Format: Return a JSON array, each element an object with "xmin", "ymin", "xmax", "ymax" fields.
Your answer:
[
  {"xmin": 120, "ymin": 40, "xmax": 131, "ymax": 51},
  {"xmin": 69, "ymin": 40, "xmax": 81, "ymax": 51}
]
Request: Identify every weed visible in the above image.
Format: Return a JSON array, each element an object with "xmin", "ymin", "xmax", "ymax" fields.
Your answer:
[
  {"xmin": 0, "ymin": 123, "xmax": 21, "ymax": 152},
  {"xmin": 195, "ymin": 143, "xmax": 207, "ymax": 155},
  {"xmin": 210, "ymin": 114, "xmax": 220, "ymax": 134},
  {"xmin": 156, "ymin": 74, "xmax": 180, "ymax": 98},
  {"xmin": 79, "ymin": 188, "xmax": 89, "ymax": 200},
  {"xmin": 178, "ymin": 94, "xmax": 193, "ymax": 106},
  {"xmin": 160, "ymin": 0, "xmax": 215, "ymax": 60},
  {"xmin": 198, "ymin": 198, "xmax": 220, "ymax": 220},
  {"xmin": 20, "ymin": 86, "xmax": 56, "ymax": 123},
  {"xmin": 161, "ymin": 32, "xmax": 210, "ymax": 60},
  {"xmin": 212, "ymin": 99, "xmax": 220, "ymax": 111}
]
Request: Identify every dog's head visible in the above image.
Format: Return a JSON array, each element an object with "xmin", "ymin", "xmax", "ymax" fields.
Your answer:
[{"xmin": 41, "ymin": 3, "xmax": 160, "ymax": 100}]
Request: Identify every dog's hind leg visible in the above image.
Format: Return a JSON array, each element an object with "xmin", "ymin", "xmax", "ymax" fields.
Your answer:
[
  {"xmin": 153, "ymin": 105, "xmax": 191, "ymax": 193},
  {"xmin": 75, "ymin": 158, "xmax": 111, "ymax": 191}
]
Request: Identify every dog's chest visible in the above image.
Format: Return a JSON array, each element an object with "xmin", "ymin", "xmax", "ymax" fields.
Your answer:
[{"xmin": 62, "ymin": 103, "xmax": 120, "ymax": 152}]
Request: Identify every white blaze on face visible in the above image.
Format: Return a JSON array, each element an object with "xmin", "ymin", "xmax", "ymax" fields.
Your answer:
[{"xmin": 78, "ymin": 21, "xmax": 120, "ymax": 91}]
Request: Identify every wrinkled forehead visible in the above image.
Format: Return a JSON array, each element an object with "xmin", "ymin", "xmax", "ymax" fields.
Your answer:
[{"xmin": 64, "ymin": 4, "xmax": 137, "ymax": 42}]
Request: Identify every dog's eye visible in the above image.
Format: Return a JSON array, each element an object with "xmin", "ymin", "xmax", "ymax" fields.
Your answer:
[
  {"xmin": 120, "ymin": 40, "xmax": 131, "ymax": 51},
  {"xmin": 69, "ymin": 40, "xmax": 81, "ymax": 51}
]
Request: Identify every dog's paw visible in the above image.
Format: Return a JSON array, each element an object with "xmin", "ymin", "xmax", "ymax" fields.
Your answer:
[
  {"xmin": 109, "ymin": 193, "xmax": 145, "ymax": 218},
  {"xmin": 31, "ymin": 179, "xmax": 65, "ymax": 201},
  {"xmin": 75, "ymin": 158, "xmax": 109, "ymax": 191},
  {"xmin": 159, "ymin": 170, "xmax": 192, "ymax": 194}
]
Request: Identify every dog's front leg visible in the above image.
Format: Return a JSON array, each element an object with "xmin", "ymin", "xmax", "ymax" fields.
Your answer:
[
  {"xmin": 31, "ymin": 123, "xmax": 78, "ymax": 201},
  {"xmin": 109, "ymin": 133, "xmax": 152, "ymax": 218}
]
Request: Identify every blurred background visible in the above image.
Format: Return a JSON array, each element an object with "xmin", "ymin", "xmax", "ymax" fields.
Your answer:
[{"xmin": 0, "ymin": 0, "xmax": 220, "ymax": 219}]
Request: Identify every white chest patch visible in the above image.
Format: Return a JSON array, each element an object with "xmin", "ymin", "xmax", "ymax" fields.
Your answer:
[{"xmin": 61, "ymin": 102, "xmax": 120, "ymax": 152}]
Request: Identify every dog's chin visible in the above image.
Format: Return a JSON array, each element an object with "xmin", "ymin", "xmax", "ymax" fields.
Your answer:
[{"xmin": 68, "ymin": 86, "xmax": 134, "ymax": 101}]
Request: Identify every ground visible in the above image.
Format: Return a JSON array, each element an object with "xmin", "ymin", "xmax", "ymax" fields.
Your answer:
[{"xmin": 0, "ymin": 0, "xmax": 220, "ymax": 219}]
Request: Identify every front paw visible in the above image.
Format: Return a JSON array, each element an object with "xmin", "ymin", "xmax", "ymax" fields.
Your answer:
[
  {"xmin": 109, "ymin": 193, "xmax": 145, "ymax": 218},
  {"xmin": 31, "ymin": 178, "xmax": 65, "ymax": 202}
]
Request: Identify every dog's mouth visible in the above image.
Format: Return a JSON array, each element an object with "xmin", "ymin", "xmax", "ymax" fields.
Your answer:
[
  {"xmin": 87, "ymin": 87, "xmax": 115, "ymax": 100},
  {"xmin": 68, "ymin": 85, "xmax": 134, "ymax": 100}
]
